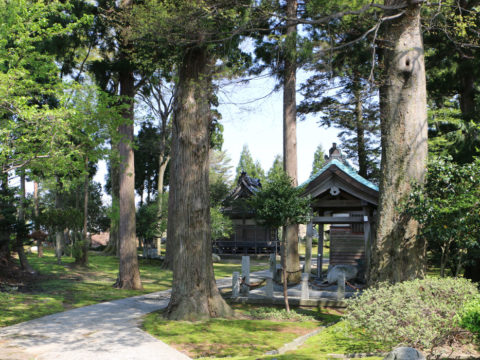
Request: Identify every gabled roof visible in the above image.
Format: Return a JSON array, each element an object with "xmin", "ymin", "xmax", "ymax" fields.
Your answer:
[
  {"xmin": 226, "ymin": 171, "xmax": 262, "ymax": 202},
  {"xmin": 301, "ymin": 145, "xmax": 379, "ymax": 207},
  {"xmin": 300, "ymin": 159, "xmax": 379, "ymax": 192}
]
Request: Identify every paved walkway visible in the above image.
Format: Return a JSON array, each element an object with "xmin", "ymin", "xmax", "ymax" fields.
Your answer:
[
  {"xmin": 0, "ymin": 288, "xmax": 191, "ymax": 360},
  {"xmin": 0, "ymin": 273, "xmax": 272, "ymax": 360}
]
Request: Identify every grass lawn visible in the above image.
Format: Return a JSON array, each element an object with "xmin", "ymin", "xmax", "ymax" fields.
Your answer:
[
  {"xmin": 143, "ymin": 305, "xmax": 386, "ymax": 360},
  {"xmin": 0, "ymin": 249, "xmax": 268, "ymax": 327}
]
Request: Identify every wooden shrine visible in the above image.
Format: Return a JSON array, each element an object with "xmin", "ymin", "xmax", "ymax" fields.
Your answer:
[
  {"xmin": 302, "ymin": 143, "xmax": 379, "ymax": 278},
  {"xmin": 214, "ymin": 172, "xmax": 279, "ymax": 254}
]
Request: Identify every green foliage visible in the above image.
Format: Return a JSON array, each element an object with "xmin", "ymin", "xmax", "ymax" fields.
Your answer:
[
  {"xmin": 310, "ymin": 145, "xmax": 326, "ymax": 177},
  {"xmin": 345, "ymin": 277, "xmax": 479, "ymax": 349},
  {"xmin": 134, "ymin": 122, "xmax": 162, "ymax": 201},
  {"xmin": 0, "ymin": 0, "xmax": 96, "ymax": 174},
  {"xmin": 136, "ymin": 197, "xmax": 167, "ymax": 242},
  {"xmin": 249, "ymin": 171, "xmax": 311, "ymax": 230},
  {"xmin": 210, "ymin": 206, "xmax": 233, "ymax": 241},
  {"xmin": 209, "ymin": 149, "xmax": 233, "ymax": 206},
  {"xmin": 266, "ymin": 154, "xmax": 283, "ymax": 182},
  {"xmin": 405, "ymin": 156, "xmax": 480, "ymax": 276},
  {"xmin": 235, "ymin": 144, "xmax": 265, "ymax": 184},
  {"xmin": 458, "ymin": 295, "xmax": 480, "ymax": 335}
]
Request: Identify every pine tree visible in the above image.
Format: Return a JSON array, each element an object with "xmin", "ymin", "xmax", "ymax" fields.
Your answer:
[
  {"xmin": 310, "ymin": 145, "xmax": 326, "ymax": 177},
  {"xmin": 235, "ymin": 145, "xmax": 265, "ymax": 183}
]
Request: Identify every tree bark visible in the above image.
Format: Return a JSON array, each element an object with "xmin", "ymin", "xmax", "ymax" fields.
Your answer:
[
  {"xmin": 281, "ymin": 227, "xmax": 290, "ymax": 312},
  {"xmin": 156, "ymin": 155, "xmax": 169, "ymax": 261},
  {"xmin": 354, "ymin": 82, "xmax": 368, "ymax": 178},
  {"xmin": 77, "ymin": 157, "xmax": 89, "ymax": 266},
  {"xmin": 105, "ymin": 156, "xmax": 120, "ymax": 256},
  {"xmin": 33, "ymin": 181, "xmax": 43, "ymax": 257},
  {"xmin": 0, "ymin": 171, "xmax": 11, "ymax": 265},
  {"xmin": 283, "ymin": 0, "xmax": 300, "ymax": 284},
  {"xmin": 165, "ymin": 47, "xmax": 232, "ymax": 320},
  {"xmin": 115, "ymin": 66, "xmax": 143, "ymax": 290},
  {"xmin": 369, "ymin": 0, "xmax": 428, "ymax": 284},
  {"xmin": 15, "ymin": 171, "xmax": 35, "ymax": 273},
  {"xmin": 55, "ymin": 179, "xmax": 64, "ymax": 264}
]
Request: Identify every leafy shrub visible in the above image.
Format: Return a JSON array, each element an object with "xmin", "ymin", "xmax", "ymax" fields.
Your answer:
[
  {"xmin": 345, "ymin": 277, "xmax": 478, "ymax": 349},
  {"xmin": 458, "ymin": 295, "xmax": 480, "ymax": 335},
  {"xmin": 248, "ymin": 307, "xmax": 315, "ymax": 321}
]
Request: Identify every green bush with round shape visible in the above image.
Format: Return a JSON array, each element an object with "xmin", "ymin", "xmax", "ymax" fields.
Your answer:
[
  {"xmin": 345, "ymin": 277, "xmax": 478, "ymax": 349},
  {"xmin": 459, "ymin": 295, "xmax": 480, "ymax": 335}
]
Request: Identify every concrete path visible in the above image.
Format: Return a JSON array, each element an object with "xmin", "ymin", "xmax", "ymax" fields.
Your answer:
[
  {"xmin": 0, "ymin": 289, "xmax": 191, "ymax": 360},
  {"xmin": 0, "ymin": 270, "xmax": 275, "ymax": 360}
]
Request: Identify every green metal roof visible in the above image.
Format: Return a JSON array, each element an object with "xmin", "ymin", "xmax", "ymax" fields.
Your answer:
[{"xmin": 299, "ymin": 159, "xmax": 379, "ymax": 192}]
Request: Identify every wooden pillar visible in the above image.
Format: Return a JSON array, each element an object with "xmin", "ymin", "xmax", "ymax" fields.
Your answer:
[
  {"xmin": 317, "ymin": 223, "xmax": 324, "ymax": 278},
  {"xmin": 305, "ymin": 220, "xmax": 313, "ymax": 274}
]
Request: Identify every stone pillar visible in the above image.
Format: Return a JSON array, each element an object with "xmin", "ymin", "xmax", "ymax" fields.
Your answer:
[
  {"xmin": 265, "ymin": 272, "xmax": 274, "ymax": 299},
  {"xmin": 337, "ymin": 272, "xmax": 345, "ymax": 300},
  {"xmin": 301, "ymin": 273, "xmax": 309, "ymax": 300},
  {"xmin": 241, "ymin": 256, "xmax": 250, "ymax": 286},
  {"xmin": 305, "ymin": 221, "xmax": 313, "ymax": 275},
  {"xmin": 269, "ymin": 253, "xmax": 277, "ymax": 282},
  {"xmin": 241, "ymin": 256, "xmax": 250, "ymax": 296},
  {"xmin": 232, "ymin": 271, "xmax": 240, "ymax": 298}
]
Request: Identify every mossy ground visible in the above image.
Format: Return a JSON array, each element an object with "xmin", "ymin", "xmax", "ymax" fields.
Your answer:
[
  {"xmin": 0, "ymin": 249, "xmax": 267, "ymax": 327},
  {"xmin": 143, "ymin": 305, "xmax": 386, "ymax": 360}
]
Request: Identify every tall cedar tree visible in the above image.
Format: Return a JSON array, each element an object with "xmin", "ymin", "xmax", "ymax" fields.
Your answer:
[
  {"xmin": 368, "ymin": 0, "xmax": 428, "ymax": 284},
  {"xmin": 283, "ymin": 0, "xmax": 301, "ymax": 283},
  {"xmin": 131, "ymin": 0, "xmax": 253, "ymax": 319}
]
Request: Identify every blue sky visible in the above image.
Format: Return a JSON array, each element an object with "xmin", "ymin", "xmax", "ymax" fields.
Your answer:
[{"xmin": 218, "ymin": 71, "xmax": 340, "ymax": 184}]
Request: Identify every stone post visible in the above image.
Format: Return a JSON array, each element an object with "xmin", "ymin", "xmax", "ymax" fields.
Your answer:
[
  {"xmin": 232, "ymin": 271, "xmax": 240, "ymax": 298},
  {"xmin": 337, "ymin": 272, "xmax": 345, "ymax": 300},
  {"xmin": 265, "ymin": 272, "xmax": 274, "ymax": 299},
  {"xmin": 241, "ymin": 256, "xmax": 250, "ymax": 286},
  {"xmin": 241, "ymin": 256, "xmax": 250, "ymax": 296},
  {"xmin": 269, "ymin": 253, "xmax": 277, "ymax": 282},
  {"xmin": 301, "ymin": 273, "xmax": 309, "ymax": 300}
]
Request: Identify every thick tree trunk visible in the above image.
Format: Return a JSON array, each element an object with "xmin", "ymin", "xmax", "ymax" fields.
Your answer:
[
  {"xmin": 115, "ymin": 67, "xmax": 142, "ymax": 290},
  {"xmin": 105, "ymin": 157, "xmax": 120, "ymax": 256},
  {"xmin": 156, "ymin": 155, "xmax": 169, "ymax": 260},
  {"xmin": 369, "ymin": 1, "xmax": 428, "ymax": 284},
  {"xmin": 165, "ymin": 47, "xmax": 232, "ymax": 320},
  {"xmin": 283, "ymin": 0, "xmax": 300, "ymax": 284},
  {"xmin": 33, "ymin": 181, "xmax": 43, "ymax": 257},
  {"xmin": 76, "ymin": 158, "xmax": 89, "ymax": 266},
  {"xmin": 15, "ymin": 171, "xmax": 34, "ymax": 273},
  {"xmin": 281, "ymin": 227, "xmax": 290, "ymax": 312},
  {"xmin": 354, "ymin": 84, "xmax": 368, "ymax": 178}
]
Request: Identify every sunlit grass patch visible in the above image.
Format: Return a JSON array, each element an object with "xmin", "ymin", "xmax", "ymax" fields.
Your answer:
[
  {"xmin": 1, "ymin": 250, "xmax": 270, "ymax": 327},
  {"xmin": 256, "ymin": 321, "xmax": 386, "ymax": 360},
  {"xmin": 143, "ymin": 307, "xmax": 323, "ymax": 359}
]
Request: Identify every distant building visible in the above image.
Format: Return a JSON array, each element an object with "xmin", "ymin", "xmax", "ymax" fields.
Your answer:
[{"xmin": 214, "ymin": 171, "xmax": 279, "ymax": 254}]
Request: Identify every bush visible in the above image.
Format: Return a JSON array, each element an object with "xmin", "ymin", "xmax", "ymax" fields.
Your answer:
[
  {"xmin": 345, "ymin": 277, "xmax": 478, "ymax": 349},
  {"xmin": 459, "ymin": 296, "xmax": 480, "ymax": 335}
]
